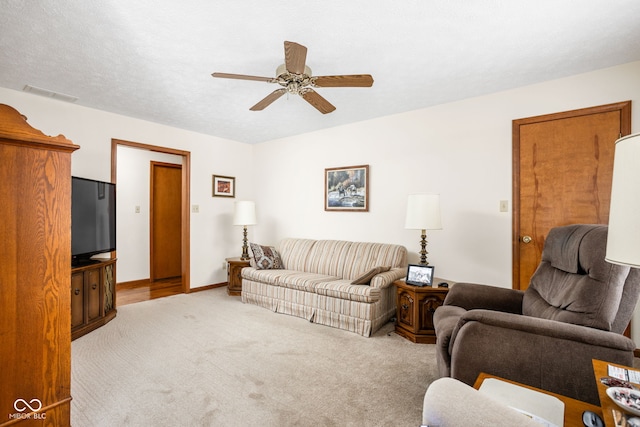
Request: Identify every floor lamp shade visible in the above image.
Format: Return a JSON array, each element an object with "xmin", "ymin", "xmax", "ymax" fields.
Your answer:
[
  {"xmin": 606, "ymin": 133, "xmax": 640, "ymax": 268},
  {"xmin": 405, "ymin": 194, "xmax": 442, "ymax": 230},
  {"xmin": 233, "ymin": 201, "xmax": 257, "ymax": 226}
]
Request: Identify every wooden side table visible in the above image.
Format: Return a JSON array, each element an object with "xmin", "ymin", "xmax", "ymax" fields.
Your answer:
[
  {"xmin": 394, "ymin": 279, "xmax": 450, "ymax": 343},
  {"xmin": 226, "ymin": 257, "xmax": 251, "ymax": 296}
]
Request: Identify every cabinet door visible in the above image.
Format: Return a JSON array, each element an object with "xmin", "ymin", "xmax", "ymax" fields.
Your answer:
[
  {"xmin": 397, "ymin": 290, "xmax": 415, "ymax": 330},
  {"xmin": 418, "ymin": 292, "xmax": 445, "ymax": 333},
  {"xmin": 86, "ymin": 269, "xmax": 102, "ymax": 321},
  {"xmin": 71, "ymin": 272, "xmax": 85, "ymax": 328}
]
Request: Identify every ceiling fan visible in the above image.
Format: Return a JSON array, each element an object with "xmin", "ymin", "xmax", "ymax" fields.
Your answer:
[{"xmin": 212, "ymin": 41, "xmax": 374, "ymax": 114}]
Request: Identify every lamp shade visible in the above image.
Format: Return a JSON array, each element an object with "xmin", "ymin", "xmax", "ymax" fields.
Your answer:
[
  {"xmin": 233, "ymin": 200, "xmax": 257, "ymax": 226},
  {"xmin": 405, "ymin": 194, "xmax": 442, "ymax": 230},
  {"xmin": 606, "ymin": 132, "xmax": 640, "ymax": 268}
]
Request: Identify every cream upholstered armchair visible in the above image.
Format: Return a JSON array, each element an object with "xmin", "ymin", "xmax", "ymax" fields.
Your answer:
[{"xmin": 434, "ymin": 224, "xmax": 640, "ymax": 405}]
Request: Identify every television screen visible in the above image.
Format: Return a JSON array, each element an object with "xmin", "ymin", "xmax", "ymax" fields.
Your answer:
[{"xmin": 71, "ymin": 176, "xmax": 116, "ymax": 264}]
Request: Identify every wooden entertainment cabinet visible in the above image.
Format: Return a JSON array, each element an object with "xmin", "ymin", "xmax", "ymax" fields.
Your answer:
[{"xmin": 71, "ymin": 258, "xmax": 117, "ymax": 340}]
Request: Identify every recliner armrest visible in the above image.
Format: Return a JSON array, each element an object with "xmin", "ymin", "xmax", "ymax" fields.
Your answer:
[
  {"xmin": 443, "ymin": 282, "xmax": 524, "ymax": 314},
  {"xmin": 457, "ymin": 309, "xmax": 635, "ymax": 350},
  {"xmin": 449, "ymin": 309, "xmax": 635, "ymax": 404}
]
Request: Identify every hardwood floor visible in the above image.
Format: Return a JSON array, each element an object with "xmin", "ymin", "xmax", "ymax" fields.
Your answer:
[{"xmin": 117, "ymin": 277, "xmax": 183, "ymax": 306}]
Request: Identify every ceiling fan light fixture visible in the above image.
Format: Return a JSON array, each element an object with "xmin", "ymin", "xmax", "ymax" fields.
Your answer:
[{"xmin": 275, "ymin": 63, "xmax": 312, "ymax": 78}]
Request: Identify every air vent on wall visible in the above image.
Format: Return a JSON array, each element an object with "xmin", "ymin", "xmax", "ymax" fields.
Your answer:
[{"xmin": 23, "ymin": 85, "xmax": 78, "ymax": 103}]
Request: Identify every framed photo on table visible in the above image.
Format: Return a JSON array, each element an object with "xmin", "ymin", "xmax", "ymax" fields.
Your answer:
[
  {"xmin": 212, "ymin": 175, "xmax": 235, "ymax": 197},
  {"xmin": 324, "ymin": 164, "xmax": 369, "ymax": 212},
  {"xmin": 406, "ymin": 264, "xmax": 434, "ymax": 287}
]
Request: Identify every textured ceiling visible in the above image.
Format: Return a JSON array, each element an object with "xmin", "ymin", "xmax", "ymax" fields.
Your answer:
[{"xmin": 2, "ymin": 1, "xmax": 640, "ymax": 144}]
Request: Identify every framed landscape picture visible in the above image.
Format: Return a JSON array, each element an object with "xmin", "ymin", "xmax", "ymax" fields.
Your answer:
[
  {"xmin": 324, "ymin": 165, "xmax": 369, "ymax": 212},
  {"xmin": 212, "ymin": 175, "xmax": 235, "ymax": 197}
]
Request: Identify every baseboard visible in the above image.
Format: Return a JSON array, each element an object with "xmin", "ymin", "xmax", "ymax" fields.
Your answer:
[
  {"xmin": 188, "ymin": 282, "xmax": 227, "ymax": 293},
  {"xmin": 116, "ymin": 278, "xmax": 151, "ymax": 290}
]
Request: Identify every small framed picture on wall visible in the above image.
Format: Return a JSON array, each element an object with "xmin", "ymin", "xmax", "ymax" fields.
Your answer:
[{"xmin": 212, "ymin": 175, "xmax": 235, "ymax": 197}]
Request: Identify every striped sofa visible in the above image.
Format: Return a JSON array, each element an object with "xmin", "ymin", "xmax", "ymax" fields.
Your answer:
[{"xmin": 241, "ymin": 238, "xmax": 408, "ymax": 336}]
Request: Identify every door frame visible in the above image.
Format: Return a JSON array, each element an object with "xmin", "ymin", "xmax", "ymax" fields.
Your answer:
[
  {"xmin": 511, "ymin": 101, "xmax": 631, "ymax": 289},
  {"xmin": 111, "ymin": 139, "xmax": 191, "ymax": 293}
]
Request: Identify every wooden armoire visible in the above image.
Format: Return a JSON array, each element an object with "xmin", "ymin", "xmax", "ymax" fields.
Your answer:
[{"xmin": 0, "ymin": 104, "xmax": 79, "ymax": 426}]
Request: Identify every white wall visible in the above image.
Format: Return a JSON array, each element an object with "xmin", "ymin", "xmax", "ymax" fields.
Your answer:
[
  {"xmin": 116, "ymin": 146, "xmax": 183, "ymax": 282},
  {"xmin": 3, "ymin": 60, "xmax": 640, "ymax": 340},
  {"xmin": 252, "ymin": 61, "xmax": 640, "ymax": 287},
  {"xmin": 0, "ymin": 87, "xmax": 254, "ymax": 289}
]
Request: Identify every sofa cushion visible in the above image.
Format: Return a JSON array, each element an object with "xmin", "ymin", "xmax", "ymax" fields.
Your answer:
[
  {"xmin": 275, "ymin": 271, "xmax": 340, "ymax": 292},
  {"xmin": 351, "ymin": 266, "xmax": 391, "ymax": 285},
  {"xmin": 341, "ymin": 242, "xmax": 407, "ymax": 280},
  {"xmin": 250, "ymin": 243, "xmax": 284, "ymax": 270},
  {"xmin": 242, "ymin": 267, "xmax": 286, "ymax": 285},
  {"xmin": 314, "ymin": 280, "xmax": 381, "ymax": 303},
  {"xmin": 277, "ymin": 238, "xmax": 317, "ymax": 271},
  {"xmin": 303, "ymin": 240, "xmax": 353, "ymax": 276}
]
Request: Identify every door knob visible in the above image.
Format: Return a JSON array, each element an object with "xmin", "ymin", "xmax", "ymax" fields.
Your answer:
[{"xmin": 522, "ymin": 235, "xmax": 532, "ymax": 243}]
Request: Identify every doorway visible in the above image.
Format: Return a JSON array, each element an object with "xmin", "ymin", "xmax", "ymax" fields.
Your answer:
[
  {"xmin": 111, "ymin": 139, "xmax": 191, "ymax": 294},
  {"xmin": 512, "ymin": 101, "xmax": 631, "ymax": 290}
]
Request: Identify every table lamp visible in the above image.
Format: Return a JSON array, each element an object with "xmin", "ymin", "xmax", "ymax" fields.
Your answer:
[
  {"xmin": 405, "ymin": 194, "xmax": 442, "ymax": 265},
  {"xmin": 233, "ymin": 200, "xmax": 257, "ymax": 260},
  {"xmin": 606, "ymin": 133, "xmax": 640, "ymax": 268}
]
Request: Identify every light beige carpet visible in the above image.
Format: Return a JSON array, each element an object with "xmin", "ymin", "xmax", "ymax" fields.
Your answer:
[{"xmin": 71, "ymin": 287, "xmax": 438, "ymax": 426}]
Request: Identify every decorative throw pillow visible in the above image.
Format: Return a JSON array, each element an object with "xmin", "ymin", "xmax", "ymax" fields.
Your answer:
[
  {"xmin": 249, "ymin": 243, "xmax": 284, "ymax": 270},
  {"xmin": 351, "ymin": 266, "xmax": 391, "ymax": 285}
]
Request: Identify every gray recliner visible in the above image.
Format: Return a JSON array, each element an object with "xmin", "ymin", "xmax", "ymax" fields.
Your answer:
[{"xmin": 434, "ymin": 224, "xmax": 640, "ymax": 405}]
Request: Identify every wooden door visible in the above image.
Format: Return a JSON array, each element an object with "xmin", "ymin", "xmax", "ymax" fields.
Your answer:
[
  {"xmin": 150, "ymin": 162, "xmax": 182, "ymax": 281},
  {"xmin": 512, "ymin": 101, "xmax": 631, "ymax": 290}
]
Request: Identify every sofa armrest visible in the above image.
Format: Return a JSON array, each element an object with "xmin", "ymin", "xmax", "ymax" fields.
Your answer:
[
  {"xmin": 443, "ymin": 282, "xmax": 524, "ymax": 314},
  {"xmin": 449, "ymin": 309, "xmax": 635, "ymax": 404},
  {"xmin": 370, "ymin": 267, "xmax": 406, "ymax": 289}
]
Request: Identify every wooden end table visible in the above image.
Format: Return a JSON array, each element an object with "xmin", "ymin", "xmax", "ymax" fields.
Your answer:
[
  {"xmin": 226, "ymin": 257, "xmax": 250, "ymax": 296},
  {"xmin": 394, "ymin": 278, "xmax": 451, "ymax": 344}
]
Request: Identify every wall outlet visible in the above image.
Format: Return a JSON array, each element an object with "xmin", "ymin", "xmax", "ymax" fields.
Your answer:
[
  {"xmin": 222, "ymin": 261, "xmax": 227, "ymax": 270},
  {"xmin": 192, "ymin": 204, "xmax": 199, "ymax": 213}
]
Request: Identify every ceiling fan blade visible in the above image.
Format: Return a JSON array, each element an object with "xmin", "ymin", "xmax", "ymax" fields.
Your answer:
[
  {"xmin": 313, "ymin": 75, "xmax": 374, "ymax": 87},
  {"xmin": 301, "ymin": 89, "xmax": 336, "ymax": 114},
  {"xmin": 284, "ymin": 41, "xmax": 307, "ymax": 75},
  {"xmin": 250, "ymin": 89, "xmax": 286, "ymax": 111},
  {"xmin": 212, "ymin": 72, "xmax": 274, "ymax": 83}
]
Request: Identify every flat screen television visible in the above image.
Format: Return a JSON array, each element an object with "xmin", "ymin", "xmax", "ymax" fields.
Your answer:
[{"xmin": 71, "ymin": 176, "xmax": 116, "ymax": 266}]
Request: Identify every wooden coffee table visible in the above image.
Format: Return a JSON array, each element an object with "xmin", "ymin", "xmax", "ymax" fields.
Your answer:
[{"xmin": 474, "ymin": 373, "xmax": 602, "ymax": 427}]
